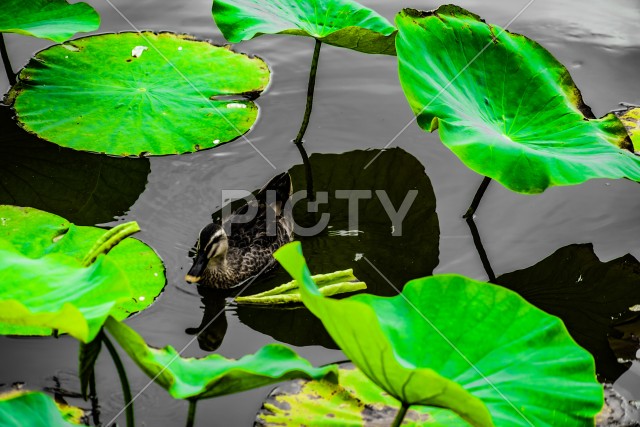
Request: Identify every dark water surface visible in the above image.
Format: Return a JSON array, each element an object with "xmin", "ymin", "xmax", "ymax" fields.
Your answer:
[{"xmin": 1, "ymin": 0, "xmax": 640, "ymax": 425}]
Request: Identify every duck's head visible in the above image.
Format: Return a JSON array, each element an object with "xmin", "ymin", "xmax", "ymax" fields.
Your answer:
[{"xmin": 185, "ymin": 223, "xmax": 229, "ymax": 284}]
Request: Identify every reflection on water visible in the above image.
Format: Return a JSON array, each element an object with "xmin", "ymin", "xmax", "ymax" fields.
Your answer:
[
  {"xmin": 203, "ymin": 147, "xmax": 438, "ymax": 347},
  {"xmin": 496, "ymin": 244, "xmax": 640, "ymax": 382},
  {"xmin": 287, "ymin": 147, "xmax": 439, "ymax": 296},
  {"xmin": 0, "ymin": 106, "xmax": 150, "ymax": 225},
  {"xmin": 1, "ymin": 0, "xmax": 640, "ymax": 425},
  {"xmin": 185, "ymin": 287, "xmax": 229, "ymax": 352}
]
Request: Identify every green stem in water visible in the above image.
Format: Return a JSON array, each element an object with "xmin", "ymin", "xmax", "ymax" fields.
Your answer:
[
  {"xmin": 185, "ymin": 399, "xmax": 198, "ymax": 427},
  {"xmin": 463, "ymin": 176, "xmax": 492, "ymax": 219},
  {"xmin": 82, "ymin": 221, "xmax": 140, "ymax": 266},
  {"xmin": 295, "ymin": 140, "xmax": 315, "ymax": 201},
  {"xmin": 391, "ymin": 403, "xmax": 409, "ymax": 427},
  {"xmin": 102, "ymin": 332, "xmax": 135, "ymax": 427},
  {"xmin": 293, "ymin": 39, "xmax": 322, "ymax": 145},
  {"xmin": 0, "ymin": 34, "xmax": 16, "ymax": 87},
  {"xmin": 89, "ymin": 370, "xmax": 101, "ymax": 426}
]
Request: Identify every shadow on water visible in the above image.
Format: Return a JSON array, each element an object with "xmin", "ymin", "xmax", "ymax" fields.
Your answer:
[
  {"xmin": 192, "ymin": 147, "xmax": 439, "ymax": 348},
  {"xmin": 468, "ymin": 217, "xmax": 640, "ymax": 383},
  {"xmin": 0, "ymin": 106, "xmax": 150, "ymax": 225}
]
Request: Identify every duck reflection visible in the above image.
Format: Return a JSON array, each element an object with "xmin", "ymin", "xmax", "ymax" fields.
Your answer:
[{"xmin": 185, "ymin": 287, "xmax": 229, "ymax": 352}]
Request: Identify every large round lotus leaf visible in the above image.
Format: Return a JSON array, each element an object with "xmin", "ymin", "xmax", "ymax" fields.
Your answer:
[
  {"xmin": 257, "ymin": 364, "xmax": 469, "ymax": 426},
  {"xmin": 212, "ymin": 0, "xmax": 396, "ymax": 55},
  {"xmin": 0, "ymin": 206, "xmax": 165, "ymax": 341},
  {"xmin": 396, "ymin": 7, "xmax": 640, "ymax": 194},
  {"xmin": 105, "ymin": 317, "xmax": 337, "ymax": 400},
  {"xmin": 0, "ymin": 108, "xmax": 150, "ymax": 225},
  {"xmin": 0, "ymin": 391, "xmax": 85, "ymax": 426},
  {"xmin": 0, "ymin": 0, "xmax": 99, "ymax": 42},
  {"xmin": 9, "ymin": 32, "xmax": 270, "ymax": 156},
  {"xmin": 275, "ymin": 242, "xmax": 604, "ymax": 426}
]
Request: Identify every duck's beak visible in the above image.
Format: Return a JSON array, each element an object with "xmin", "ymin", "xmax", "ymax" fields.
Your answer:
[{"xmin": 185, "ymin": 252, "xmax": 208, "ymax": 283}]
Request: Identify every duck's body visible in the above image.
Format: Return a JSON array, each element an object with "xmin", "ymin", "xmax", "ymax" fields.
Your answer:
[{"xmin": 186, "ymin": 173, "xmax": 293, "ymax": 289}]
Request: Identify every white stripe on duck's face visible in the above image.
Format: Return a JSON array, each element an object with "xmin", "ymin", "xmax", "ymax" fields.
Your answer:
[{"xmin": 204, "ymin": 228, "xmax": 228, "ymax": 259}]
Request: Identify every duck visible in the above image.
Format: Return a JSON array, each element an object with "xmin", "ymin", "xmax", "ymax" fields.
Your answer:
[{"xmin": 185, "ymin": 173, "xmax": 293, "ymax": 288}]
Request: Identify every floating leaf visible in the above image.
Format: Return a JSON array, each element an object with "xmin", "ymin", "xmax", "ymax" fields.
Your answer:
[
  {"xmin": 0, "ymin": 391, "xmax": 85, "ymax": 426},
  {"xmin": 0, "ymin": 0, "xmax": 99, "ymax": 42},
  {"xmin": 275, "ymin": 242, "xmax": 603, "ymax": 426},
  {"xmin": 396, "ymin": 6, "xmax": 640, "ymax": 194},
  {"xmin": 236, "ymin": 269, "xmax": 365, "ymax": 305},
  {"xmin": 258, "ymin": 364, "xmax": 468, "ymax": 426},
  {"xmin": 0, "ymin": 108, "xmax": 150, "ymax": 225},
  {"xmin": 212, "ymin": 0, "xmax": 396, "ymax": 54},
  {"xmin": 0, "ymin": 206, "xmax": 165, "ymax": 340},
  {"xmin": 615, "ymin": 105, "xmax": 640, "ymax": 147},
  {"xmin": 495, "ymin": 243, "xmax": 640, "ymax": 382},
  {"xmin": 104, "ymin": 317, "xmax": 337, "ymax": 400},
  {"xmin": 9, "ymin": 32, "xmax": 270, "ymax": 156}
]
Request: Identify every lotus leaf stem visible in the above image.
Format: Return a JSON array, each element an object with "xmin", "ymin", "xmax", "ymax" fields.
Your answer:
[
  {"xmin": 295, "ymin": 141, "xmax": 315, "ymax": 201},
  {"xmin": 391, "ymin": 403, "xmax": 409, "ymax": 427},
  {"xmin": 185, "ymin": 399, "xmax": 197, "ymax": 427},
  {"xmin": 89, "ymin": 370, "xmax": 101, "ymax": 426},
  {"xmin": 463, "ymin": 176, "xmax": 492, "ymax": 218},
  {"xmin": 0, "ymin": 34, "xmax": 15, "ymax": 87},
  {"xmin": 102, "ymin": 332, "xmax": 135, "ymax": 427},
  {"xmin": 293, "ymin": 39, "xmax": 322, "ymax": 145},
  {"xmin": 466, "ymin": 217, "xmax": 496, "ymax": 282},
  {"xmin": 82, "ymin": 221, "xmax": 141, "ymax": 266}
]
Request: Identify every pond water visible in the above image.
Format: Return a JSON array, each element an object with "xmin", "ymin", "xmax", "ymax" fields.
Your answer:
[{"xmin": 1, "ymin": 0, "xmax": 640, "ymax": 425}]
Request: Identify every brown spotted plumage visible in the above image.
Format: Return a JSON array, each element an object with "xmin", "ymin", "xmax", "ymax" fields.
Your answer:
[{"xmin": 185, "ymin": 173, "xmax": 293, "ymax": 289}]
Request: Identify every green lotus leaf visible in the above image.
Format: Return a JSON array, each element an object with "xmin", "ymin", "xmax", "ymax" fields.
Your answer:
[
  {"xmin": 104, "ymin": 316, "xmax": 337, "ymax": 400},
  {"xmin": 0, "ymin": 107, "xmax": 150, "ymax": 225},
  {"xmin": 0, "ymin": 0, "xmax": 99, "ymax": 42},
  {"xmin": 236, "ymin": 269, "xmax": 366, "ymax": 305},
  {"xmin": 615, "ymin": 105, "xmax": 640, "ymax": 147},
  {"xmin": 212, "ymin": 0, "xmax": 396, "ymax": 55},
  {"xmin": 9, "ymin": 32, "xmax": 270, "ymax": 156},
  {"xmin": 495, "ymin": 243, "xmax": 640, "ymax": 381},
  {"xmin": 396, "ymin": 6, "xmax": 640, "ymax": 194},
  {"xmin": 0, "ymin": 206, "xmax": 165, "ymax": 340},
  {"xmin": 0, "ymin": 391, "xmax": 86, "ymax": 426},
  {"xmin": 257, "ymin": 364, "xmax": 469, "ymax": 426},
  {"xmin": 275, "ymin": 242, "xmax": 603, "ymax": 426}
]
